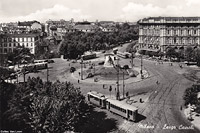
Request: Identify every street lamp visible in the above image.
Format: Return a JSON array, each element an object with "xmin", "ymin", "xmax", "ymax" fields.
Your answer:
[
  {"xmin": 80, "ymin": 58, "xmax": 83, "ymax": 80},
  {"xmin": 140, "ymin": 55, "xmax": 144, "ymax": 79},
  {"xmin": 131, "ymin": 51, "xmax": 134, "ymax": 68},
  {"xmin": 92, "ymin": 63, "xmax": 95, "ymax": 75},
  {"xmin": 46, "ymin": 62, "xmax": 49, "ymax": 82}
]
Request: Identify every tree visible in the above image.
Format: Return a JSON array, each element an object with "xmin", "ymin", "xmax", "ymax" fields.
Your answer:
[
  {"xmin": 183, "ymin": 84, "xmax": 200, "ymax": 106},
  {"xmin": 166, "ymin": 47, "xmax": 177, "ymax": 60},
  {"xmin": 7, "ymin": 46, "xmax": 33, "ymax": 66},
  {"xmin": 185, "ymin": 46, "xmax": 194, "ymax": 62},
  {"xmin": 194, "ymin": 48, "xmax": 200, "ymax": 66},
  {"xmin": 0, "ymin": 81, "xmax": 17, "ymax": 130},
  {"xmin": 0, "ymin": 67, "xmax": 15, "ymax": 80},
  {"xmin": 5, "ymin": 77, "xmax": 90, "ymax": 132}
]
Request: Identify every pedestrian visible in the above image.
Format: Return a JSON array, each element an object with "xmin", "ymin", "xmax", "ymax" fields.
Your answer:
[
  {"xmin": 156, "ymin": 80, "xmax": 159, "ymax": 84},
  {"xmin": 180, "ymin": 105, "xmax": 182, "ymax": 110},
  {"xmin": 79, "ymin": 72, "xmax": 81, "ymax": 76},
  {"xmin": 78, "ymin": 79, "xmax": 80, "ymax": 83},
  {"xmin": 140, "ymin": 98, "xmax": 142, "ymax": 103}
]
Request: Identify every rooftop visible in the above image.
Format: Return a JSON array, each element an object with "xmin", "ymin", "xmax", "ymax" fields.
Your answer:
[
  {"xmin": 1, "ymin": 32, "xmax": 40, "ymax": 37},
  {"xmin": 107, "ymin": 98, "xmax": 138, "ymax": 111},
  {"xmin": 139, "ymin": 17, "xmax": 200, "ymax": 24},
  {"xmin": 18, "ymin": 21, "xmax": 40, "ymax": 26}
]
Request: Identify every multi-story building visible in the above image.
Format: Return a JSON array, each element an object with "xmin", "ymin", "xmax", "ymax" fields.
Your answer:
[
  {"xmin": 138, "ymin": 17, "xmax": 200, "ymax": 52},
  {"xmin": 18, "ymin": 21, "xmax": 42, "ymax": 31},
  {"xmin": 0, "ymin": 33, "xmax": 41, "ymax": 55}
]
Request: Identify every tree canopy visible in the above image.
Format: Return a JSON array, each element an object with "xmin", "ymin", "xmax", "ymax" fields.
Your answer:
[
  {"xmin": 2, "ymin": 77, "xmax": 90, "ymax": 132},
  {"xmin": 59, "ymin": 23, "xmax": 138, "ymax": 59},
  {"xmin": 6, "ymin": 46, "xmax": 34, "ymax": 66}
]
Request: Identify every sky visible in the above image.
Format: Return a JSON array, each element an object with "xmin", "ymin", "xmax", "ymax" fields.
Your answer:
[{"xmin": 0, "ymin": 0, "xmax": 200, "ymax": 23}]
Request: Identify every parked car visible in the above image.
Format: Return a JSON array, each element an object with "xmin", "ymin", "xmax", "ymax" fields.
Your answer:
[
  {"xmin": 123, "ymin": 65, "xmax": 129, "ymax": 69},
  {"xmin": 98, "ymin": 61, "xmax": 105, "ymax": 65},
  {"xmin": 45, "ymin": 59, "xmax": 55, "ymax": 63},
  {"xmin": 71, "ymin": 60, "xmax": 77, "ymax": 63},
  {"xmin": 70, "ymin": 67, "xmax": 76, "ymax": 73}
]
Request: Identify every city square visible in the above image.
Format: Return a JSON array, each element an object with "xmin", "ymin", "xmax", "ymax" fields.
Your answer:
[
  {"xmin": 13, "ymin": 43, "xmax": 199, "ymax": 133},
  {"xmin": 1, "ymin": 0, "xmax": 200, "ymax": 133}
]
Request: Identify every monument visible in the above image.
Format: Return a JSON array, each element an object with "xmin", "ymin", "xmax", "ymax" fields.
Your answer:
[{"xmin": 104, "ymin": 53, "xmax": 116, "ymax": 67}]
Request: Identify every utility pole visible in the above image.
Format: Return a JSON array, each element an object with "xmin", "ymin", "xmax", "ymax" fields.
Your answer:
[
  {"xmin": 93, "ymin": 63, "xmax": 95, "ymax": 75},
  {"xmin": 22, "ymin": 63, "xmax": 26, "ymax": 85},
  {"xmin": 116, "ymin": 58, "xmax": 120, "ymax": 100},
  {"xmin": 140, "ymin": 55, "xmax": 143, "ymax": 79},
  {"xmin": 131, "ymin": 52, "xmax": 134, "ymax": 68},
  {"xmin": 122, "ymin": 71, "xmax": 125, "ymax": 99},
  {"xmin": 81, "ymin": 58, "xmax": 83, "ymax": 80},
  {"xmin": 47, "ymin": 63, "xmax": 49, "ymax": 82},
  {"xmin": 16, "ymin": 72, "xmax": 18, "ymax": 83}
]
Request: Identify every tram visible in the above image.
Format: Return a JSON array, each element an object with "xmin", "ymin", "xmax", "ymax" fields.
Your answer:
[
  {"xmin": 87, "ymin": 91, "xmax": 138, "ymax": 122},
  {"xmin": 87, "ymin": 91, "xmax": 107, "ymax": 108},
  {"xmin": 81, "ymin": 53, "xmax": 96, "ymax": 60},
  {"xmin": 117, "ymin": 51, "xmax": 129, "ymax": 59},
  {"xmin": 22, "ymin": 62, "xmax": 47, "ymax": 72}
]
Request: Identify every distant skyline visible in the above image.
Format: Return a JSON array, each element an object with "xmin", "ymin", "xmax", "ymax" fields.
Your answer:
[{"xmin": 1, "ymin": 0, "xmax": 200, "ymax": 23}]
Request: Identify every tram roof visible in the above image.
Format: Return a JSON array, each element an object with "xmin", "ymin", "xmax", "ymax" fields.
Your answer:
[
  {"xmin": 87, "ymin": 91, "xmax": 108, "ymax": 100},
  {"xmin": 107, "ymin": 98, "xmax": 138, "ymax": 111}
]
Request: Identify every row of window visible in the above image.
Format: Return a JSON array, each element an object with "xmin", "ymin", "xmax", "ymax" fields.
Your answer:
[
  {"xmin": 110, "ymin": 104, "xmax": 126, "ymax": 113},
  {"xmin": 166, "ymin": 38, "xmax": 198, "ymax": 44},
  {"xmin": 141, "ymin": 37, "xmax": 159, "ymax": 42},
  {"xmin": 142, "ymin": 25, "xmax": 199, "ymax": 28},
  {"xmin": 140, "ymin": 44, "xmax": 160, "ymax": 49},
  {"xmin": 142, "ymin": 29, "xmax": 160, "ymax": 35},
  {"xmin": 141, "ymin": 29, "xmax": 199, "ymax": 36},
  {"xmin": 1, "ymin": 37, "xmax": 35, "ymax": 43},
  {"xmin": 89, "ymin": 95, "xmax": 101, "ymax": 101},
  {"xmin": 0, "ymin": 43, "xmax": 33, "ymax": 47},
  {"xmin": 166, "ymin": 29, "xmax": 198, "ymax": 35},
  {"xmin": 0, "ymin": 48, "xmax": 33, "ymax": 53},
  {"xmin": 0, "ymin": 48, "xmax": 12, "ymax": 53}
]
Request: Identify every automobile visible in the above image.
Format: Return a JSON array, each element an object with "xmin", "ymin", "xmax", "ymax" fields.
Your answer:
[
  {"xmin": 102, "ymin": 50, "xmax": 106, "ymax": 53},
  {"xmin": 163, "ymin": 58, "xmax": 169, "ymax": 61},
  {"xmin": 123, "ymin": 65, "xmax": 129, "ymax": 69},
  {"xmin": 45, "ymin": 59, "xmax": 55, "ymax": 63},
  {"xmin": 98, "ymin": 61, "xmax": 105, "ymax": 65},
  {"xmin": 70, "ymin": 67, "xmax": 76, "ymax": 73},
  {"xmin": 71, "ymin": 60, "xmax": 77, "ymax": 63}
]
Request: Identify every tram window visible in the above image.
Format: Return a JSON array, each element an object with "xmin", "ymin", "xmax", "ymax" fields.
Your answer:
[
  {"xmin": 129, "ymin": 110, "xmax": 132, "ymax": 115},
  {"xmin": 94, "ymin": 97, "xmax": 99, "ymax": 101}
]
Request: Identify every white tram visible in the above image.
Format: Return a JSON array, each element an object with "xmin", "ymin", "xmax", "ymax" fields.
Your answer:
[
  {"xmin": 106, "ymin": 99, "xmax": 138, "ymax": 122},
  {"xmin": 116, "ymin": 51, "xmax": 129, "ymax": 58},
  {"xmin": 87, "ymin": 91, "xmax": 138, "ymax": 122},
  {"xmin": 87, "ymin": 91, "xmax": 107, "ymax": 108}
]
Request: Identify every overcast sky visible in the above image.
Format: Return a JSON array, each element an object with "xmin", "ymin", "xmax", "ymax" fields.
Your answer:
[{"xmin": 0, "ymin": 0, "xmax": 200, "ymax": 23}]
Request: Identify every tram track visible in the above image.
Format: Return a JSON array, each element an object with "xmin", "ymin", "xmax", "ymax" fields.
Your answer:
[
  {"xmin": 113, "ymin": 59, "xmax": 199, "ymax": 133},
  {"xmin": 123, "ymin": 65, "xmax": 183, "ymax": 133}
]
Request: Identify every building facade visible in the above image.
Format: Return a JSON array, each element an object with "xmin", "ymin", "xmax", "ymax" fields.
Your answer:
[
  {"xmin": 138, "ymin": 17, "xmax": 200, "ymax": 52},
  {"xmin": 0, "ymin": 33, "xmax": 41, "ymax": 55},
  {"xmin": 18, "ymin": 21, "xmax": 42, "ymax": 31}
]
